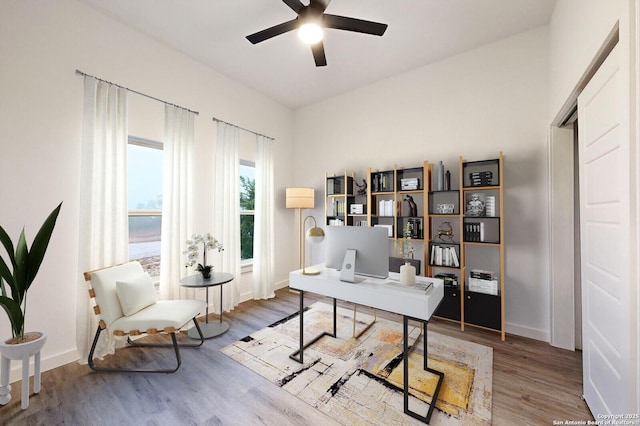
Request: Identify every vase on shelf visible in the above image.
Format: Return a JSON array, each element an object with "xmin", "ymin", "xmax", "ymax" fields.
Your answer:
[{"xmin": 436, "ymin": 161, "xmax": 444, "ymax": 191}]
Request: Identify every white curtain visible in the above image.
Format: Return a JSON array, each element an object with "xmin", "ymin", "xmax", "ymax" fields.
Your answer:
[
  {"xmin": 76, "ymin": 77, "xmax": 128, "ymax": 362},
  {"xmin": 159, "ymin": 105, "xmax": 196, "ymax": 300},
  {"xmin": 253, "ymin": 135, "xmax": 275, "ymax": 299},
  {"xmin": 212, "ymin": 122, "xmax": 241, "ymax": 312}
]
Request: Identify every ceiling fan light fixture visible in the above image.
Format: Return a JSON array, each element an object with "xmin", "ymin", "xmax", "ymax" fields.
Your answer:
[{"xmin": 298, "ymin": 23, "xmax": 324, "ymax": 44}]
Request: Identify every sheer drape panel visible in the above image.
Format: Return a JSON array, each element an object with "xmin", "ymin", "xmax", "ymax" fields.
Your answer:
[
  {"xmin": 160, "ymin": 105, "xmax": 196, "ymax": 300},
  {"xmin": 213, "ymin": 123, "xmax": 241, "ymax": 312},
  {"xmin": 253, "ymin": 135, "xmax": 275, "ymax": 299},
  {"xmin": 76, "ymin": 77, "xmax": 129, "ymax": 362}
]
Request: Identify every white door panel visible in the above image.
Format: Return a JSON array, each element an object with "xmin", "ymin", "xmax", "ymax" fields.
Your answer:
[{"xmin": 578, "ymin": 45, "xmax": 632, "ymax": 416}]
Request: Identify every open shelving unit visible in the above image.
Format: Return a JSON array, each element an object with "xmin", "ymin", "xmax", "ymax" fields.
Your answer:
[{"xmin": 324, "ymin": 154, "xmax": 505, "ymax": 340}]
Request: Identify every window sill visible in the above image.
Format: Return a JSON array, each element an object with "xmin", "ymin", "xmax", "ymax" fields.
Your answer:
[{"xmin": 241, "ymin": 261, "xmax": 253, "ymax": 274}]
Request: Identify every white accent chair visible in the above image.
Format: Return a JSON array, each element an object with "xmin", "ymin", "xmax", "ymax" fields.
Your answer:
[{"xmin": 84, "ymin": 262, "xmax": 206, "ymax": 373}]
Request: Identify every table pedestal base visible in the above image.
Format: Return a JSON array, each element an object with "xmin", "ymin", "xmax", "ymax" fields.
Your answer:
[{"xmin": 189, "ymin": 321, "xmax": 229, "ymax": 339}]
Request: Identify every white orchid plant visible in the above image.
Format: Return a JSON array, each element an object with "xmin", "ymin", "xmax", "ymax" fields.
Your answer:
[{"xmin": 183, "ymin": 233, "xmax": 224, "ymax": 278}]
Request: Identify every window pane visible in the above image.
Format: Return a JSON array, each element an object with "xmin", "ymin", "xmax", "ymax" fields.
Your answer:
[
  {"xmin": 240, "ymin": 164, "xmax": 255, "ymax": 211},
  {"xmin": 128, "ymin": 143, "xmax": 163, "ymax": 210},
  {"xmin": 240, "ymin": 214, "xmax": 254, "ymax": 260},
  {"xmin": 129, "ymin": 215, "xmax": 161, "ymax": 276}
]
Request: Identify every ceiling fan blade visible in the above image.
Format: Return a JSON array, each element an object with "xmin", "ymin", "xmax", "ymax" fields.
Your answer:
[
  {"xmin": 246, "ymin": 19, "xmax": 298, "ymax": 44},
  {"xmin": 309, "ymin": 0, "xmax": 332, "ymax": 12},
  {"xmin": 282, "ymin": 0, "xmax": 305, "ymax": 13},
  {"xmin": 323, "ymin": 14, "xmax": 388, "ymax": 36},
  {"xmin": 311, "ymin": 42, "xmax": 327, "ymax": 67}
]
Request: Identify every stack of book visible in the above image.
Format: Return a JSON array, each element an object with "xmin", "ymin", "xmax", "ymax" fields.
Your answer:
[
  {"xmin": 469, "ymin": 171, "xmax": 493, "ymax": 186},
  {"xmin": 400, "ymin": 177, "xmax": 419, "ymax": 190},
  {"xmin": 468, "ymin": 269, "xmax": 498, "ymax": 295},
  {"xmin": 434, "ymin": 272, "xmax": 458, "ymax": 288}
]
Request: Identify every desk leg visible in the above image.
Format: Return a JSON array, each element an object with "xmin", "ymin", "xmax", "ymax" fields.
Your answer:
[
  {"xmin": 403, "ymin": 316, "xmax": 444, "ymax": 424},
  {"xmin": 289, "ymin": 294, "xmax": 337, "ymax": 364}
]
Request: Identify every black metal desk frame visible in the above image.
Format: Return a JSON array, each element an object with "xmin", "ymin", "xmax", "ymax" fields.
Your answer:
[{"xmin": 289, "ymin": 290, "xmax": 444, "ymax": 424}]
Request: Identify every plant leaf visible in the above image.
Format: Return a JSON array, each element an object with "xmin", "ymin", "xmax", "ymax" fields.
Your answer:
[
  {"xmin": 26, "ymin": 202, "xmax": 62, "ymax": 288},
  {"xmin": 0, "ymin": 225, "xmax": 16, "ymax": 269},
  {"xmin": 0, "ymin": 295, "xmax": 24, "ymax": 338},
  {"xmin": 0, "ymin": 257, "xmax": 17, "ymax": 300},
  {"xmin": 13, "ymin": 229, "xmax": 28, "ymax": 304}
]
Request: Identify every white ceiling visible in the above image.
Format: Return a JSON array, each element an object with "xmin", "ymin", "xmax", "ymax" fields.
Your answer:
[{"xmin": 78, "ymin": 0, "xmax": 557, "ymax": 109}]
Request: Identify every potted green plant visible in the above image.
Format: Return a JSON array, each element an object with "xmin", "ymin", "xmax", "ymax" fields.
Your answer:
[{"xmin": 0, "ymin": 202, "xmax": 62, "ymax": 344}]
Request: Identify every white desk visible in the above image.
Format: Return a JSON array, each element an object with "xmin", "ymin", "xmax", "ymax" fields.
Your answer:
[{"xmin": 289, "ymin": 265, "xmax": 445, "ymax": 424}]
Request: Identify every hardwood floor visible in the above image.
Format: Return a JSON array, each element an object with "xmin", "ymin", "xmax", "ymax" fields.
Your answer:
[{"xmin": 0, "ymin": 289, "xmax": 593, "ymax": 425}]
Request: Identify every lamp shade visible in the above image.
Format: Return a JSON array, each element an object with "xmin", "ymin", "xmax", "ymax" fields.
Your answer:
[
  {"xmin": 306, "ymin": 225, "xmax": 325, "ymax": 244},
  {"xmin": 286, "ymin": 187, "xmax": 315, "ymax": 209}
]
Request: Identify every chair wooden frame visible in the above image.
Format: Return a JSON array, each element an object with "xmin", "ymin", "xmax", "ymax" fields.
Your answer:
[{"xmin": 84, "ymin": 264, "xmax": 205, "ymax": 373}]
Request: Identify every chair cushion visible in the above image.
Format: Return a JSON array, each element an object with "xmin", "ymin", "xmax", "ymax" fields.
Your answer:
[
  {"xmin": 110, "ymin": 300, "xmax": 207, "ymax": 334},
  {"xmin": 116, "ymin": 273, "xmax": 157, "ymax": 316},
  {"xmin": 91, "ymin": 262, "xmax": 147, "ymax": 327}
]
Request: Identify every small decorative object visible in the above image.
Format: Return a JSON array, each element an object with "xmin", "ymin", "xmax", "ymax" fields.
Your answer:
[
  {"xmin": 402, "ymin": 221, "xmax": 415, "ymax": 259},
  {"xmin": 404, "ymin": 195, "xmax": 418, "ymax": 217},
  {"xmin": 400, "ymin": 261, "xmax": 416, "ymax": 286},
  {"xmin": 436, "ymin": 203, "xmax": 455, "ymax": 214},
  {"xmin": 354, "ymin": 178, "xmax": 367, "ymax": 195},
  {"xmin": 466, "ymin": 193, "xmax": 486, "ymax": 217},
  {"xmin": 444, "ymin": 170, "xmax": 451, "ymax": 191},
  {"xmin": 436, "ymin": 161, "xmax": 445, "ymax": 191},
  {"xmin": 0, "ymin": 202, "xmax": 62, "ymax": 409},
  {"xmin": 437, "ymin": 221, "xmax": 455, "ymax": 243},
  {"xmin": 184, "ymin": 233, "xmax": 224, "ymax": 279}
]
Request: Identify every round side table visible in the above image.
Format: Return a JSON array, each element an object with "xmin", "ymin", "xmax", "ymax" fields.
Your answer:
[{"xmin": 180, "ymin": 272, "xmax": 234, "ymax": 339}]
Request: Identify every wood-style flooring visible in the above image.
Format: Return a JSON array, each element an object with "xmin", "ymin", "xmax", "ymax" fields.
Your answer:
[{"xmin": 0, "ymin": 289, "xmax": 593, "ymax": 425}]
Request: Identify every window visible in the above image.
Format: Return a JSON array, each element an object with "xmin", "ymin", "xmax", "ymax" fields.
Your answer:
[
  {"xmin": 240, "ymin": 160, "xmax": 255, "ymax": 264},
  {"xmin": 127, "ymin": 137, "xmax": 163, "ymax": 277}
]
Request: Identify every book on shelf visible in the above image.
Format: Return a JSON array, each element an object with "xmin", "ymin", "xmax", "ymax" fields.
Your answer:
[
  {"xmin": 429, "ymin": 244, "xmax": 459, "ymax": 267},
  {"xmin": 400, "ymin": 177, "xmax": 419, "ymax": 190},
  {"xmin": 378, "ymin": 199, "xmax": 395, "ymax": 216},
  {"xmin": 468, "ymin": 171, "xmax": 493, "ymax": 186},
  {"xmin": 464, "ymin": 222, "xmax": 485, "ymax": 242},
  {"xmin": 327, "ymin": 178, "xmax": 341, "ymax": 195},
  {"xmin": 434, "ymin": 273, "xmax": 458, "ymax": 288}
]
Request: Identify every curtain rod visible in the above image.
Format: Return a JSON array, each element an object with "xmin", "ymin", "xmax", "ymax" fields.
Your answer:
[
  {"xmin": 75, "ymin": 69, "xmax": 199, "ymax": 116},
  {"xmin": 212, "ymin": 117, "xmax": 274, "ymax": 141}
]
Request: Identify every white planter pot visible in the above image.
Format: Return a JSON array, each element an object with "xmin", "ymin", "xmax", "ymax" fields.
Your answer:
[{"xmin": 0, "ymin": 332, "xmax": 47, "ymax": 409}]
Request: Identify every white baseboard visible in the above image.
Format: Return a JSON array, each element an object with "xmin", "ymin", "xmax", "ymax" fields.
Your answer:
[
  {"xmin": 274, "ymin": 279, "xmax": 289, "ymax": 291},
  {"xmin": 7, "ymin": 349, "xmax": 80, "ymax": 384},
  {"xmin": 506, "ymin": 322, "xmax": 549, "ymax": 342}
]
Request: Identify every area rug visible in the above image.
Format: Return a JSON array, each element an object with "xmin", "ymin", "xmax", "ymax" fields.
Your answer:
[{"xmin": 222, "ymin": 302, "xmax": 492, "ymax": 425}]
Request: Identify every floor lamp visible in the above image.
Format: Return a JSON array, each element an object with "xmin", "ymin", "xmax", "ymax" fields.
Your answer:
[{"xmin": 286, "ymin": 187, "xmax": 315, "ymax": 270}]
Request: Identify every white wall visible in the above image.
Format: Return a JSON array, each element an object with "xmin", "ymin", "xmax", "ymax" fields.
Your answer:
[
  {"xmin": 293, "ymin": 27, "xmax": 551, "ymax": 340},
  {"xmin": 548, "ymin": 0, "xmax": 619, "ymax": 121},
  {"xmin": 0, "ymin": 0, "xmax": 296, "ymax": 380}
]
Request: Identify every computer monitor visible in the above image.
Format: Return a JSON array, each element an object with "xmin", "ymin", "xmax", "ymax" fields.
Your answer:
[{"xmin": 324, "ymin": 226, "xmax": 389, "ymax": 282}]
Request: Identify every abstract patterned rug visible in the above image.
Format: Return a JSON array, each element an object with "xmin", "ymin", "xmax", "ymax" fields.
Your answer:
[{"xmin": 222, "ymin": 302, "xmax": 492, "ymax": 425}]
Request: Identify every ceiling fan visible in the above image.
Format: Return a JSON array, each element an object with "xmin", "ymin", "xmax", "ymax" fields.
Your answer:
[{"xmin": 246, "ymin": 0, "xmax": 388, "ymax": 67}]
